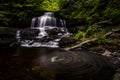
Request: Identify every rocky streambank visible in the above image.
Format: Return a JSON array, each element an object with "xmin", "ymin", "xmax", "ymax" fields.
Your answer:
[
  {"xmin": 0, "ymin": 27, "xmax": 120, "ymax": 80},
  {"xmin": 82, "ymin": 29, "xmax": 120, "ymax": 80}
]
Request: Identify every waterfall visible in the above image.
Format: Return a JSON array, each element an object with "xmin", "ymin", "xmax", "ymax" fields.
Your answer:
[
  {"xmin": 18, "ymin": 12, "xmax": 71, "ymax": 48},
  {"xmin": 38, "ymin": 13, "xmax": 57, "ymax": 27},
  {"xmin": 60, "ymin": 19, "xmax": 66, "ymax": 27},
  {"xmin": 31, "ymin": 12, "xmax": 66, "ymax": 28},
  {"xmin": 31, "ymin": 17, "xmax": 36, "ymax": 28},
  {"xmin": 31, "ymin": 12, "xmax": 57, "ymax": 28}
]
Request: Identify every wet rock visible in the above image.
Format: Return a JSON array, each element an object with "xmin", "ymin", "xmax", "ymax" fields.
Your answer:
[
  {"xmin": 111, "ymin": 52, "xmax": 120, "ymax": 57},
  {"xmin": 20, "ymin": 29, "xmax": 40, "ymax": 39},
  {"xmin": 67, "ymin": 27, "xmax": 79, "ymax": 33},
  {"xmin": 0, "ymin": 27, "xmax": 17, "ymax": 47},
  {"xmin": 45, "ymin": 28, "xmax": 65, "ymax": 36},
  {"xmin": 102, "ymin": 49, "xmax": 112, "ymax": 57},
  {"xmin": 0, "ymin": 38, "xmax": 16, "ymax": 47},
  {"xmin": 0, "ymin": 27, "xmax": 16, "ymax": 38},
  {"xmin": 110, "ymin": 33, "xmax": 120, "ymax": 39},
  {"xmin": 113, "ymin": 72, "xmax": 120, "ymax": 80},
  {"xmin": 87, "ymin": 46, "xmax": 105, "ymax": 54},
  {"xmin": 59, "ymin": 37, "xmax": 76, "ymax": 47}
]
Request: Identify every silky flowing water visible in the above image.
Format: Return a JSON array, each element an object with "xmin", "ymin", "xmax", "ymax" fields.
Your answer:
[
  {"xmin": 0, "ymin": 47, "xmax": 116, "ymax": 80},
  {"xmin": 16, "ymin": 12, "xmax": 70, "ymax": 48},
  {"xmin": 0, "ymin": 12, "xmax": 116, "ymax": 80}
]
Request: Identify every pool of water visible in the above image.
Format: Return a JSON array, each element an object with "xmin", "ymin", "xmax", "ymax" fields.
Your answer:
[{"xmin": 0, "ymin": 47, "xmax": 115, "ymax": 80}]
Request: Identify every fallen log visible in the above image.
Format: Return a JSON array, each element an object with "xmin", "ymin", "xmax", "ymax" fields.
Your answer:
[
  {"xmin": 64, "ymin": 31, "xmax": 113, "ymax": 51},
  {"xmin": 93, "ymin": 19, "xmax": 112, "ymax": 25}
]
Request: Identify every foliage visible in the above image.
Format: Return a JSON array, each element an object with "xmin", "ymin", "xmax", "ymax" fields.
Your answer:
[
  {"xmin": 74, "ymin": 25, "xmax": 106, "ymax": 44},
  {"xmin": 96, "ymin": 30, "xmax": 105, "ymax": 45},
  {"xmin": 60, "ymin": 0, "xmax": 120, "ymax": 25},
  {"xmin": 0, "ymin": 0, "xmax": 44, "ymax": 27},
  {"xmin": 0, "ymin": 0, "xmax": 120, "ymax": 27},
  {"xmin": 74, "ymin": 31, "xmax": 85, "ymax": 41},
  {"xmin": 0, "ymin": 0, "xmax": 68, "ymax": 27},
  {"xmin": 39, "ymin": 0, "xmax": 67, "ymax": 11},
  {"xmin": 86, "ymin": 26, "xmax": 103, "ymax": 38},
  {"xmin": 39, "ymin": 0, "xmax": 60, "ymax": 11}
]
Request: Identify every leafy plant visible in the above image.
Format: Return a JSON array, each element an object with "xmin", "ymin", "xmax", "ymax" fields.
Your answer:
[
  {"xmin": 96, "ymin": 30, "xmax": 105, "ymax": 45},
  {"xmin": 74, "ymin": 31, "xmax": 86, "ymax": 41},
  {"xmin": 86, "ymin": 26, "xmax": 103, "ymax": 38},
  {"xmin": 60, "ymin": 0, "xmax": 120, "ymax": 25},
  {"xmin": 74, "ymin": 25, "xmax": 106, "ymax": 44},
  {"xmin": 38, "ymin": 0, "xmax": 67, "ymax": 11}
]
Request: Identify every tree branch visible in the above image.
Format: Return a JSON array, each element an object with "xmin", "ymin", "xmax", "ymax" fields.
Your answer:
[{"xmin": 63, "ymin": 31, "xmax": 113, "ymax": 51}]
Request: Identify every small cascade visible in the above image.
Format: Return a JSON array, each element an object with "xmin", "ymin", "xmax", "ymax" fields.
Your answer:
[
  {"xmin": 60, "ymin": 19, "xmax": 66, "ymax": 27},
  {"xmin": 17, "ymin": 12, "xmax": 71, "ymax": 48},
  {"xmin": 31, "ymin": 12, "xmax": 57, "ymax": 28},
  {"xmin": 16, "ymin": 30, "xmax": 21, "ymax": 42},
  {"xmin": 31, "ymin": 17, "xmax": 36, "ymax": 28}
]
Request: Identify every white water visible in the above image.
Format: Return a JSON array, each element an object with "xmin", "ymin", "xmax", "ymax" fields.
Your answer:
[
  {"xmin": 16, "ymin": 30, "xmax": 21, "ymax": 42},
  {"xmin": 18, "ymin": 12, "xmax": 71, "ymax": 48}
]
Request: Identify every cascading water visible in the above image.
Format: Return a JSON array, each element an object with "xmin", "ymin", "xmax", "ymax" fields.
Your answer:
[
  {"xmin": 18, "ymin": 12, "xmax": 70, "ymax": 48},
  {"xmin": 31, "ymin": 12, "xmax": 66, "ymax": 28}
]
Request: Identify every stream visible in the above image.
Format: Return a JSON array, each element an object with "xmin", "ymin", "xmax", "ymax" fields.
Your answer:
[
  {"xmin": 0, "ymin": 47, "xmax": 116, "ymax": 80},
  {"xmin": 16, "ymin": 12, "xmax": 71, "ymax": 48},
  {"xmin": 0, "ymin": 12, "xmax": 117, "ymax": 80}
]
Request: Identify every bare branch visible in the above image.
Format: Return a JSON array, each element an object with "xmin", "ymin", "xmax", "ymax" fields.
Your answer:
[{"xmin": 63, "ymin": 31, "xmax": 114, "ymax": 51}]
